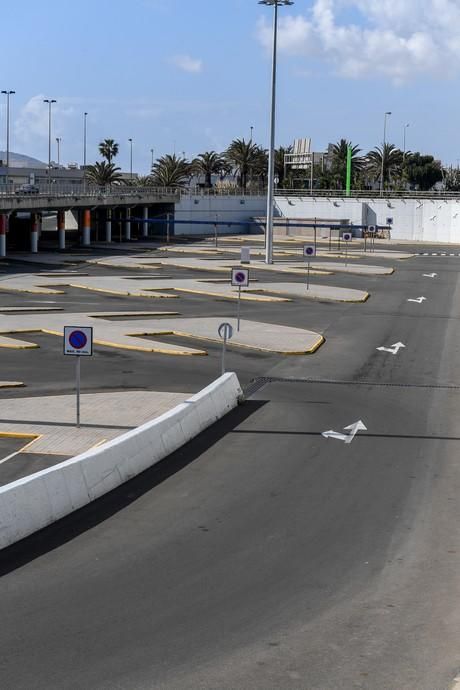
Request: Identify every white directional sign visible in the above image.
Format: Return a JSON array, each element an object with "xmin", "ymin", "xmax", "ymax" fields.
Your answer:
[
  {"xmin": 376, "ymin": 342, "xmax": 406, "ymax": 355},
  {"xmin": 407, "ymin": 297, "xmax": 427, "ymax": 303},
  {"xmin": 303, "ymin": 244, "xmax": 316, "ymax": 258},
  {"xmin": 322, "ymin": 420, "xmax": 367, "ymax": 444},
  {"xmin": 231, "ymin": 268, "xmax": 249, "ymax": 287},
  {"xmin": 241, "ymin": 246, "xmax": 251, "ymax": 264},
  {"xmin": 342, "ymin": 232, "xmax": 352, "ymax": 242},
  {"xmin": 423, "ymin": 273, "xmax": 437, "ymax": 278},
  {"xmin": 63, "ymin": 326, "xmax": 93, "ymax": 356}
]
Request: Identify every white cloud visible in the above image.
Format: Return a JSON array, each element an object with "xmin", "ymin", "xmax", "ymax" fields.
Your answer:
[
  {"xmin": 14, "ymin": 94, "xmax": 75, "ymax": 150},
  {"xmin": 170, "ymin": 54, "xmax": 203, "ymax": 74},
  {"xmin": 257, "ymin": 0, "xmax": 460, "ymax": 82}
]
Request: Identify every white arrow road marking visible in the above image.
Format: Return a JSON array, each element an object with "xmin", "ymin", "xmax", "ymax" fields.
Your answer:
[
  {"xmin": 407, "ymin": 297, "xmax": 427, "ymax": 303},
  {"xmin": 322, "ymin": 420, "xmax": 367, "ymax": 444},
  {"xmin": 423, "ymin": 273, "xmax": 437, "ymax": 278},
  {"xmin": 376, "ymin": 342, "xmax": 406, "ymax": 355}
]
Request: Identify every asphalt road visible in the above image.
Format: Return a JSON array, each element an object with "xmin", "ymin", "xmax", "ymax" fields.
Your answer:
[{"xmin": 0, "ymin": 248, "xmax": 460, "ymax": 689}]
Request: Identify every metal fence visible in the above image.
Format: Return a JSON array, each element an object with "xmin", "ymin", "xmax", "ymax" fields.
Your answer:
[{"xmin": 0, "ymin": 183, "xmax": 180, "ymax": 200}]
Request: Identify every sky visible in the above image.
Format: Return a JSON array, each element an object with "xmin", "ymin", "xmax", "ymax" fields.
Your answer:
[{"xmin": 3, "ymin": 0, "xmax": 460, "ymax": 173}]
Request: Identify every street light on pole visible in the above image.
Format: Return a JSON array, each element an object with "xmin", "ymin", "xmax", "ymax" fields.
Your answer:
[
  {"xmin": 150, "ymin": 148, "xmax": 154, "ymax": 170},
  {"xmin": 128, "ymin": 138, "xmax": 133, "ymax": 179},
  {"xmin": 250, "ymin": 125, "xmax": 254, "ymax": 141},
  {"xmin": 380, "ymin": 111, "xmax": 391, "ymax": 196},
  {"xmin": 56, "ymin": 137, "xmax": 61, "ymax": 167},
  {"xmin": 403, "ymin": 122, "xmax": 410, "ymax": 158},
  {"xmin": 259, "ymin": 0, "xmax": 293, "ymax": 265},
  {"xmin": 1, "ymin": 90, "xmax": 15, "ymax": 185},
  {"xmin": 44, "ymin": 99, "xmax": 56, "ymax": 191},
  {"xmin": 83, "ymin": 112, "xmax": 88, "ymax": 192}
]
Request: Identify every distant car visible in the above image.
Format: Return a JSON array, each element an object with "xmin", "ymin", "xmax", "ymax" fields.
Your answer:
[{"xmin": 15, "ymin": 184, "xmax": 39, "ymax": 195}]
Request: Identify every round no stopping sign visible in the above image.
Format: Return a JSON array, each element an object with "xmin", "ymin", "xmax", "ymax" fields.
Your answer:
[{"xmin": 69, "ymin": 330, "xmax": 87, "ymax": 349}]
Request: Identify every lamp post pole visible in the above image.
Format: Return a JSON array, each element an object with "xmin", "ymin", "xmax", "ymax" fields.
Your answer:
[
  {"xmin": 403, "ymin": 122, "xmax": 410, "ymax": 158},
  {"xmin": 259, "ymin": 0, "xmax": 294, "ymax": 265},
  {"xmin": 150, "ymin": 148, "xmax": 154, "ymax": 170},
  {"xmin": 56, "ymin": 137, "xmax": 61, "ymax": 167},
  {"xmin": 83, "ymin": 112, "xmax": 88, "ymax": 192},
  {"xmin": 128, "ymin": 138, "xmax": 133, "ymax": 179},
  {"xmin": 1, "ymin": 90, "xmax": 15, "ymax": 186},
  {"xmin": 250, "ymin": 125, "xmax": 254, "ymax": 141},
  {"xmin": 44, "ymin": 99, "xmax": 56, "ymax": 192},
  {"xmin": 380, "ymin": 111, "xmax": 391, "ymax": 196}
]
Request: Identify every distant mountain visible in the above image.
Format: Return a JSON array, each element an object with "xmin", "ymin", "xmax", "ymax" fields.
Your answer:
[{"xmin": 0, "ymin": 151, "xmax": 47, "ymax": 168}]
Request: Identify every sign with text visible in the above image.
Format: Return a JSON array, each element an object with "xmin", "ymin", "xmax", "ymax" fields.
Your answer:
[
  {"xmin": 64, "ymin": 326, "xmax": 93, "ymax": 356},
  {"xmin": 231, "ymin": 268, "xmax": 249, "ymax": 287}
]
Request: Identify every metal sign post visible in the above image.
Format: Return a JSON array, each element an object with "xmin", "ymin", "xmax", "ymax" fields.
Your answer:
[
  {"xmin": 63, "ymin": 326, "xmax": 93, "ymax": 428},
  {"xmin": 342, "ymin": 232, "xmax": 352, "ymax": 266},
  {"xmin": 231, "ymin": 268, "xmax": 249, "ymax": 331},
  {"xmin": 218, "ymin": 322, "xmax": 234, "ymax": 376},
  {"xmin": 303, "ymin": 244, "xmax": 316, "ymax": 291}
]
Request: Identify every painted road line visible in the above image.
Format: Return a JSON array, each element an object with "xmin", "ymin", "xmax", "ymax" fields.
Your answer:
[
  {"xmin": 322, "ymin": 420, "xmax": 367, "ymax": 444},
  {"xmin": 423, "ymin": 273, "xmax": 437, "ymax": 278},
  {"xmin": 407, "ymin": 297, "xmax": 427, "ymax": 304},
  {"xmin": 377, "ymin": 342, "xmax": 406, "ymax": 355}
]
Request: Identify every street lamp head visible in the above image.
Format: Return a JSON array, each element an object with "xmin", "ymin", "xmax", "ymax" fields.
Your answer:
[
  {"xmin": 259, "ymin": 0, "xmax": 294, "ymax": 5},
  {"xmin": 386, "ymin": 111, "xmax": 392, "ymax": 116},
  {"xmin": 44, "ymin": 99, "xmax": 56, "ymax": 104},
  {"xmin": 2, "ymin": 90, "xmax": 15, "ymax": 95}
]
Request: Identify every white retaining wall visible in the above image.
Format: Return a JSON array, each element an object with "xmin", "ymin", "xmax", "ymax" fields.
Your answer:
[
  {"xmin": 274, "ymin": 196, "xmax": 460, "ymax": 243},
  {"xmin": 175, "ymin": 194, "xmax": 266, "ymax": 235},
  {"xmin": 0, "ymin": 373, "xmax": 243, "ymax": 550}
]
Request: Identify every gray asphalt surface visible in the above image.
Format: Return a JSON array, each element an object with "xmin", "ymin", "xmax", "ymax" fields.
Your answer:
[{"xmin": 0, "ymin": 246, "xmax": 459, "ymax": 689}]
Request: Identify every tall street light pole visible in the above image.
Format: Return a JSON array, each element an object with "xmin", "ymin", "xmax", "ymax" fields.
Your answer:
[
  {"xmin": 44, "ymin": 99, "xmax": 56, "ymax": 191},
  {"xmin": 1, "ymin": 90, "xmax": 15, "ymax": 185},
  {"xmin": 250, "ymin": 125, "xmax": 254, "ymax": 141},
  {"xmin": 380, "ymin": 111, "xmax": 391, "ymax": 196},
  {"xmin": 150, "ymin": 148, "xmax": 154, "ymax": 170},
  {"xmin": 83, "ymin": 112, "xmax": 88, "ymax": 191},
  {"xmin": 128, "ymin": 138, "xmax": 133, "ymax": 179},
  {"xmin": 56, "ymin": 137, "xmax": 61, "ymax": 167},
  {"xmin": 403, "ymin": 122, "xmax": 410, "ymax": 158},
  {"xmin": 259, "ymin": 0, "xmax": 293, "ymax": 265}
]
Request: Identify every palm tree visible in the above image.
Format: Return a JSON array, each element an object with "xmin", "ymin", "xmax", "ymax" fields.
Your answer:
[
  {"xmin": 151, "ymin": 154, "xmax": 192, "ymax": 188},
  {"xmin": 331, "ymin": 139, "xmax": 363, "ymax": 189},
  {"xmin": 98, "ymin": 139, "xmax": 119, "ymax": 165},
  {"xmin": 85, "ymin": 161, "xmax": 122, "ymax": 186},
  {"xmin": 249, "ymin": 146, "xmax": 269, "ymax": 188},
  {"xmin": 274, "ymin": 146, "xmax": 292, "ymax": 187},
  {"xmin": 366, "ymin": 144, "xmax": 403, "ymax": 189},
  {"xmin": 192, "ymin": 151, "xmax": 227, "ymax": 188},
  {"xmin": 225, "ymin": 138, "xmax": 260, "ymax": 190},
  {"xmin": 122, "ymin": 175, "xmax": 153, "ymax": 187}
]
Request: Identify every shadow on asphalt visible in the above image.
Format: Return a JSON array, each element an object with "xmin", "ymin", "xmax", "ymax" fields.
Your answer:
[{"xmin": 0, "ymin": 399, "xmax": 267, "ymax": 576}]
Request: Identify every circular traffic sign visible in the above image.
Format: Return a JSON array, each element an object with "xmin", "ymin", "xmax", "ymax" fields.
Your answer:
[
  {"xmin": 218, "ymin": 322, "xmax": 234, "ymax": 340},
  {"xmin": 234, "ymin": 271, "xmax": 247, "ymax": 284},
  {"xmin": 68, "ymin": 330, "xmax": 88, "ymax": 350},
  {"xmin": 305, "ymin": 246, "xmax": 315, "ymax": 256}
]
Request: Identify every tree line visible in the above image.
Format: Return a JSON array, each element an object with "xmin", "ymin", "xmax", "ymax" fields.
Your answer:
[{"xmin": 86, "ymin": 137, "xmax": 447, "ymax": 192}]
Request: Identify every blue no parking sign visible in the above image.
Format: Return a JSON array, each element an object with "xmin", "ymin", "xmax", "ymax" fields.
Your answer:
[{"xmin": 64, "ymin": 326, "xmax": 93, "ymax": 356}]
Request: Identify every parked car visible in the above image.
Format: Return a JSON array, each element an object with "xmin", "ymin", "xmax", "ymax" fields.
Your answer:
[{"xmin": 15, "ymin": 184, "xmax": 40, "ymax": 195}]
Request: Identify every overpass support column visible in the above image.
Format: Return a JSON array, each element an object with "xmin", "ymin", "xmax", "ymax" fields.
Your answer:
[
  {"xmin": 0, "ymin": 215, "xmax": 7, "ymax": 258},
  {"xmin": 57, "ymin": 210, "xmax": 66, "ymax": 250},
  {"xmin": 105, "ymin": 209, "xmax": 112, "ymax": 243},
  {"xmin": 82, "ymin": 209, "xmax": 91, "ymax": 246},
  {"xmin": 143, "ymin": 207, "xmax": 149, "ymax": 238},
  {"xmin": 125, "ymin": 208, "xmax": 131, "ymax": 241},
  {"xmin": 31, "ymin": 213, "xmax": 39, "ymax": 253}
]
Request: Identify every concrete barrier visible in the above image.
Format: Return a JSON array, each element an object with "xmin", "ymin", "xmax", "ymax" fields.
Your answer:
[{"xmin": 0, "ymin": 373, "xmax": 243, "ymax": 550}]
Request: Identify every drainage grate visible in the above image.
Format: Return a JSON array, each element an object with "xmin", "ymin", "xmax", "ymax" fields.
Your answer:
[{"xmin": 244, "ymin": 376, "xmax": 460, "ymax": 397}]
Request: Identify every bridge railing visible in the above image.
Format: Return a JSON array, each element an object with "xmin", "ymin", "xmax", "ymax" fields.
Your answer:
[{"xmin": 0, "ymin": 183, "xmax": 180, "ymax": 200}]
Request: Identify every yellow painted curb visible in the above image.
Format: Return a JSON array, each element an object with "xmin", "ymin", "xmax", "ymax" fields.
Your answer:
[
  {"xmin": 0, "ymin": 431, "xmax": 39, "ymax": 440},
  {"xmin": 94, "ymin": 337, "xmax": 208, "ymax": 356},
  {"xmin": 175, "ymin": 287, "xmax": 291, "ymax": 303},
  {"xmin": 172, "ymin": 331, "xmax": 325, "ymax": 356},
  {"xmin": 0, "ymin": 382, "xmax": 25, "ymax": 388}
]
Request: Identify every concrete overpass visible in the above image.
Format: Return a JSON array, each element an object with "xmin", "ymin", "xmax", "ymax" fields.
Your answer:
[{"xmin": 0, "ymin": 185, "xmax": 179, "ymax": 254}]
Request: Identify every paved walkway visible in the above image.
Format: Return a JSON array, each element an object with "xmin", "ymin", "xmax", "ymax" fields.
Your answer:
[
  {"xmin": 0, "ymin": 311, "xmax": 325, "ymax": 355},
  {"xmin": 0, "ymin": 390, "xmax": 189, "ymax": 456}
]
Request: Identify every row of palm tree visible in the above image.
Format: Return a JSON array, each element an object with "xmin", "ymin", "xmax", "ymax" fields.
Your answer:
[{"xmin": 84, "ymin": 137, "xmax": 443, "ymax": 192}]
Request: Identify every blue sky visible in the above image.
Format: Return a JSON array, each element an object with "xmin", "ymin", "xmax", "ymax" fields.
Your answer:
[{"xmin": 3, "ymin": 0, "xmax": 460, "ymax": 172}]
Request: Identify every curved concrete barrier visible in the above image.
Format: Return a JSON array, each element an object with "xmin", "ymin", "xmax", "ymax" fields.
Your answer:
[{"xmin": 0, "ymin": 373, "xmax": 243, "ymax": 550}]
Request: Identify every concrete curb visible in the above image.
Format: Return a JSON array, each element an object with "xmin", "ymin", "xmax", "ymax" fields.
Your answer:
[{"xmin": 0, "ymin": 373, "xmax": 243, "ymax": 550}]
